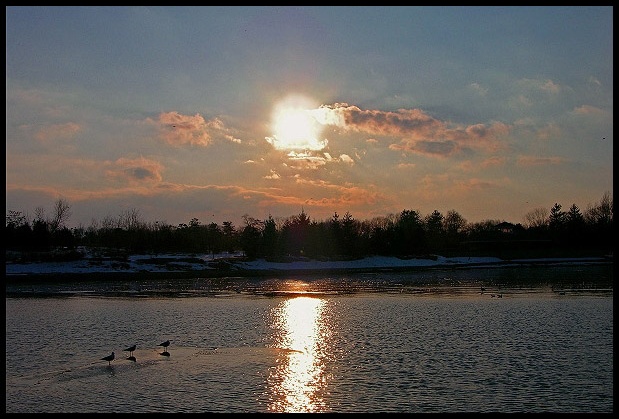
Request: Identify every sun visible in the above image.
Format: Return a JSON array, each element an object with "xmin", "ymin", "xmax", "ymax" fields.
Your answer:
[{"xmin": 268, "ymin": 95, "xmax": 327, "ymax": 151}]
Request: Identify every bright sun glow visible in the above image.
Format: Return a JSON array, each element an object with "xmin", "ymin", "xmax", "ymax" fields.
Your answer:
[{"xmin": 268, "ymin": 95, "xmax": 328, "ymax": 151}]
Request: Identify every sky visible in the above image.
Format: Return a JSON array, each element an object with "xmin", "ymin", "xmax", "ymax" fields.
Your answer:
[{"xmin": 5, "ymin": 6, "xmax": 613, "ymax": 230}]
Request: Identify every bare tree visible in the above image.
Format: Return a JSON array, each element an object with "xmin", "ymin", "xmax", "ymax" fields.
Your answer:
[
  {"xmin": 100, "ymin": 214, "xmax": 116, "ymax": 230},
  {"xmin": 34, "ymin": 206, "xmax": 46, "ymax": 224},
  {"xmin": 6, "ymin": 210, "xmax": 27, "ymax": 228},
  {"xmin": 50, "ymin": 198, "xmax": 72, "ymax": 233},
  {"xmin": 584, "ymin": 191, "xmax": 613, "ymax": 226},
  {"xmin": 242, "ymin": 213, "xmax": 262, "ymax": 229},
  {"xmin": 523, "ymin": 207, "xmax": 549, "ymax": 229},
  {"xmin": 118, "ymin": 208, "xmax": 143, "ymax": 230},
  {"xmin": 368, "ymin": 215, "xmax": 396, "ymax": 231},
  {"xmin": 443, "ymin": 210, "xmax": 467, "ymax": 234}
]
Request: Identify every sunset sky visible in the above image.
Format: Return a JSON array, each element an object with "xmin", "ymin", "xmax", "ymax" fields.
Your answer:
[{"xmin": 6, "ymin": 6, "xmax": 613, "ymax": 230}]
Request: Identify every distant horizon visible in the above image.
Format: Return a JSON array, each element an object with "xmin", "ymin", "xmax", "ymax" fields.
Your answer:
[{"xmin": 5, "ymin": 190, "xmax": 612, "ymax": 230}]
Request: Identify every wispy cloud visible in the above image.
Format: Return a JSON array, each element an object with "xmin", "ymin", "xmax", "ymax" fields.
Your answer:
[
  {"xmin": 34, "ymin": 122, "xmax": 82, "ymax": 142},
  {"xmin": 105, "ymin": 157, "xmax": 164, "ymax": 184},
  {"xmin": 517, "ymin": 155, "xmax": 566, "ymax": 166}
]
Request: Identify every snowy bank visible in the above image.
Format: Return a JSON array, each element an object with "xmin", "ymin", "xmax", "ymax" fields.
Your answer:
[{"xmin": 5, "ymin": 250, "xmax": 611, "ymax": 278}]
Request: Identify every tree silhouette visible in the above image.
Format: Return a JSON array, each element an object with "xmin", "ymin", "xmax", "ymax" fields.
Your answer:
[
  {"xmin": 261, "ymin": 215, "xmax": 279, "ymax": 260},
  {"xmin": 394, "ymin": 210, "xmax": 425, "ymax": 256},
  {"xmin": 443, "ymin": 210, "xmax": 467, "ymax": 249},
  {"xmin": 280, "ymin": 209, "xmax": 311, "ymax": 257},
  {"xmin": 425, "ymin": 210, "xmax": 445, "ymax": 251},
  {"xmin": 5, "ymin": 192, "xmax": 614, "ymax": 261},
  {"xmin": 49, "ymin": 198, "xmax": 72, "ymax": 234},
  {"xmin": 548, "ymin": 203, "xmax": 566, "ymax": 230}
]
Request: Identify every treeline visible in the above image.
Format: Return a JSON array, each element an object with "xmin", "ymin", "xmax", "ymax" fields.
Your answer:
[{"xmin": 5, "ymin": 192, "xmax": 614, "ymax": 261}]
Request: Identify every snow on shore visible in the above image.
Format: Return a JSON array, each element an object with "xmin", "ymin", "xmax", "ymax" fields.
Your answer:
[
  {"xmin": 235, "ymin": 255, "xmax": 502, "ymax": 271},
  {"xmin": 5, "ymin": 250, "xmax": 610, "ymax": 276}
]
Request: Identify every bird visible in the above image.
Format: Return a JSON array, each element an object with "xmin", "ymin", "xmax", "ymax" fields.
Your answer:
[
  {"xmin": 124, "ymin": 345, "xmax": 136, "ymax": 357},
  {"xmin": 158, "ymin": 340, "xmax": 170, "ymax": 351},
  {"xmin": 101, "ymin": 352, "xmax": 115, "ymax": 365}
]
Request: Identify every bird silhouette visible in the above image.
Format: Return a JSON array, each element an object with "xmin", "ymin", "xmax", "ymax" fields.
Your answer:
[
  {"xmin": 158, "ymin": 340, "xmax": 170, "ymax": 350},
  {"xmin": 101, "ymin": 352, "xmax": 115, "ymax": 365},
  {"xmin": 123, "ymin": 345, "xmax": 136, "ymax": 356}
]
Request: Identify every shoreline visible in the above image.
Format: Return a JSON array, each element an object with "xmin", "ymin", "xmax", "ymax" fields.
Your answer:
[{"xmin": 5, "ymin": 256, "xmax": 613, "ymax": 284}]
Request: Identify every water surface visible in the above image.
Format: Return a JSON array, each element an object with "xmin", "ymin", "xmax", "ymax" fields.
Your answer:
[{"xmin": 6, "ymin": 265, "xmax": 613, "ymax": 413}]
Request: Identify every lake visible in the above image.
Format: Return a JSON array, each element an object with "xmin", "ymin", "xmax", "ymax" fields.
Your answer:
[{"xmin": 5, "ymin": 264, "xmax": 613, "ymax": 413}]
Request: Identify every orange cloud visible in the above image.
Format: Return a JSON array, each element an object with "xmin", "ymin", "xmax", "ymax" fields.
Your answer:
[
  {"xmin": 154, "ymin": 111, "xmax": 225, "ymax": 146},
  {"xmin": 285, "ymin": 151, "xmax": 328, "ymax": 169},
  {"xmin": 284, "ymin": 188, "xmax": 381, "ymax": 211},
  {"xmin": 322, "ymin": 103, "xmax": 438, "ymax": 137},
  {"xmin": 264, "ymin": 170, "xmax": 281, "ymax": 180},
  {"xmin": 390, "ymin": 140, "xmax": 458, "ymax": 157},
  {"xmin": 338, "ymin": 154, "xmax": 354, "ymax": 165},
  {"xmin": 290, "ymin": 177, "xmax": 385, "ymax": 208},
  {"xmin": 458, "ymin": 156, "xmax": 506, "ymax": 172},
  {"xmin": 318, "ymin": 103, "xmax": 508, "ymax": 157},
  {"xmin": 572, "ymin": 104, "xmax": 606, "ymax": 116},
  {"xmin": 34, "ymin": 122, "xmax": 81, "ymax": 142},
  {"xmin": 453, "ymin": 177, "xmax": 509, "ymax": 192},
  {"xmin": 536, "ymin": 123, "xmax": 562, "ymax": 141}
]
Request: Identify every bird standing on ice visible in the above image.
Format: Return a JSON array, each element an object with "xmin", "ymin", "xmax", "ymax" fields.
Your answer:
[
  {"xmin": 158, "ymin": 340, "xmax": 171, "ymax": 356},
  {"xmin": 124, "ymin": 345, "xmax": 136, "ymax": 357},
  {"xmin": 101, "ymin": 352, "xmax": 115, "ymax": 365}
]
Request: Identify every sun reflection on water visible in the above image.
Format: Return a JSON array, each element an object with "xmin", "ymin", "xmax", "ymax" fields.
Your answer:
[{"xmin": 267, "ymin": 296, "xmax": 330, "ymax": 413}]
